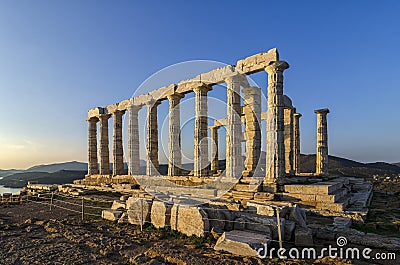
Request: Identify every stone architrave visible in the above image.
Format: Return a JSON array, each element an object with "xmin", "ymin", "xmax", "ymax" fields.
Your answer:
[
  {"xmin": 293, "ymin": 113, "xmax": 302, "ymax": 174},
  {"xmin": 242, "ymin": 86, "xmax": 262, "ymax": 177},
  {"xmin": 128, "ymin": 103, "xmax": 140, "ymax": 175},
  {"xmin": 210, "ymin": 125, "xmax": 219, "ymax": 172},
  {"xmin": 87, "ymin": 117, "xmax": 99, "ymax": 175},
  {"xmin": 193, "ymin": 85, "xmax": 211, "ymax": 177},
  {"xmin": 112, "ymin": 110, "xmax": 126, "ymax": 175},
  {"xmin": 315, "ymin": 108, "xmax": 330, "ymax": 175},
  {"xmin": 99, "ymin": 114, "xmax": 111, "ymax": 175},
  {"xmin": 284, "ymin": 107, "xmax": 295, "ymax": 174},
  {"xmin": 146, "ymin": 100, "xmax": 161, "ymax": 176},
  {"xmin": 225, "ymin": 76, "xmax": 243, "ymax": 180},
  {"xmin": 264, "ymin": 61, "xmax": 289, "ymax": 191},
  {"xmin": 167, "ymin": 93, "xmax": 183, "ymax": 176}
]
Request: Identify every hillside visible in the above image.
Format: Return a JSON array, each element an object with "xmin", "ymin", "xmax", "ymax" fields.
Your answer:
[
  {"xmin": 0, "ymin": 170, "xmax": 87, "ymax": 188},
  {"xmin": 26, "ymin": 161, "xmax": 87, "ymax": 173},
  {"xmin": 300, "ymin": 154, "xmax": 400, "ymax": 177}
]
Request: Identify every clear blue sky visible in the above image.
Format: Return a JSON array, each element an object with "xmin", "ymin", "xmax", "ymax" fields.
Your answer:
[{"xmin": 0, "ymin": 0, "xmax": 399, "ymax": 169}]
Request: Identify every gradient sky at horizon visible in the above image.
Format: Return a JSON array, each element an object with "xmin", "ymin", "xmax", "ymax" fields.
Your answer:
[{"xmin": 0, "ymin": 0, "xmax": 399, "ymax": 169}]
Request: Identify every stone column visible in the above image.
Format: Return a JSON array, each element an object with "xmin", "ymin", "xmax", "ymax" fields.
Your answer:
[
  {"xmin": 128, "ymin": 104, "xmax": 140, "ymax": 175},
  {"xmin": 112, "ymin": 110, "xmax": 126, "ymax": 175},
  {"xmin": 146, "ymin": 100, "xmax": 160, "ymax": 176},
  {"xmin": 225, "ymin": 76, "xmax": 243, "ymax": 180},
  {"xmin": 315, "ymin": 108, "xmax": 330, "ymax": 175},
  {"xmin": 242, "ymin": 86, "xmax": 261, "ymax": 177},
  {"xmin": 293, "ymin": 113, "xmax": 302, "ymax": 174},
  {"xmin": 193, "ymin": 85, "xmax": 211, "ymax": 177},
  {"xmin": 264, "ymin": 61, "xmax": 289, "ymax": 191},
  {"xmin": 87, "ymin": 117, "xmax": 99, "ymax": 175},
  {"xmin": 210, "ymin": 125, "xmax": 219, "ymax": 172},
  {"xmin": 284, "ymin": 107, "xmax": 295, "ymax": 174},
  {"xmin": 99, "ymin": 114, "xmax": 111, "ymax": 175},
  {"xmin": 168, "ymin": 93, "xmax": 183, "ymax": 176}
]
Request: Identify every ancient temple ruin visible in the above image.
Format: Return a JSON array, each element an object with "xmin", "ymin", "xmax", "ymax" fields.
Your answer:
[
  {"xmin": 82, "ymin": 48, "xmax": 330, "ymax": 190},
  {"xmin": 75, "ymin": 49, "xmax": 373, "ymax": 252}
]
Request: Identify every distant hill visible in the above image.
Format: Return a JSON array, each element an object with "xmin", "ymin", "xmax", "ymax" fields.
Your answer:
[
  {"xmin": 26, "ymin": 161, "xmax": 87, "ymax": 173},
  {"xmin": 300, "ymin": 154, "xmax": 400, "ymax": 178},
  {"xmin": 1, "ymin": 155, "xmax": 399, "ymax": 188},
  {"xmin": 0, "ymin": 170, "xmax": 87, "ymax": 188}
]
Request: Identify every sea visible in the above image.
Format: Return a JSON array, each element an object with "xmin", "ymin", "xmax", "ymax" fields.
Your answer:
[
  {"xmin": 0, "ymin": 177, "xmax": 22, "ymax": 194},
  {"xmin": 0, "ymin": 185, "xmax": 22, "ymax": 195}
]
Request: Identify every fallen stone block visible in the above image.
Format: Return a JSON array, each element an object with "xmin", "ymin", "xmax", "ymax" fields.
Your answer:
[
  {"xmin": 333, "ymin": 217, "xmax": 352, "ymax": 228},
  {"xmin": 126, "ymin": 197, "xmax": 153, "ymax": 225},
  {"xmin": 295, "ymin": 227, "xmax": 314, "ymax": 247},
  {"xmin": 101, "ymin": 209, "xmax": 122, "ymax": 222},
  {"xmin": 120, "ymin": 195, "xmax": 130, "ymax": 201},
  {"xmin": 111, "ymin": 200, "xmax": 126, "ymax": 210},
  {"xmin": 170, "ymin": 205, "xmax": 209, "ymax": 237},
  {"xmin": 284, "ymin": 220, "xmax": 296, "ymax": 241},
  {"xmin": 214, "ymin": 230, "xmax": 271, "ymax": 257},
  {"xmin": 151, "ymin": 200, "xmax": 172, "ymax": 228}
]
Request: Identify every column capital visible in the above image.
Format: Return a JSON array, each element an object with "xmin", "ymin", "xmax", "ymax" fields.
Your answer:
[
  {"xmin": 193, "ymin": 84, "xmax": 212, "ymax": 94},
  {"xmin": 86, "ymin": 116, "xmax": 99, "ymax": 123},
  {"xmin": 265, "ymin": 61, "xmax": 290, "ymax": 74},
  {"xmin": 314, "ymin": 108, "xmax": 330, "ymax": 115},
  {"xmin": 111, "ymin": 109, "xmax": 126, "ymax": 116},
  {"xmin": 294, "ymin": 113, "xmax": 302, "ymax": 118},
  {"xmin": 145, "ymin": 99, "xmax": 161, "ymax": 108},
  {"xmin": 167, "ymin": 93, "xmax": 184, "ymax": 101},
  {"xmin": 224, "ymin": 74, "xmax": 244, "ymax": 85},
  {"xmin": 127, "ymin": 103, "xmax": 142, "ymax": 112},
  {"xmin": 98, "ymin": 114, "xmax": 111, "ymax": 120}
]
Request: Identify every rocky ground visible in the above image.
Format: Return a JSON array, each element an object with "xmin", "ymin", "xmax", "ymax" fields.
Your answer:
[{"xmin": 0, "ymin": 202, "xmax": 356, "ymax": 265}]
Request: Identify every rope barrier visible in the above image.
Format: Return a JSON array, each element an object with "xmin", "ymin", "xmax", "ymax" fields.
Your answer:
[{"xmin": 10, "ymin": 192, "xmax": 296, "ymax": 246}]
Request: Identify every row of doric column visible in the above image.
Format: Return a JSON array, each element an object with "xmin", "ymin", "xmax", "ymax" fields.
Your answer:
[{"xmin": 87, "ymin": 60, "xmax": 330, "ymax": 190}]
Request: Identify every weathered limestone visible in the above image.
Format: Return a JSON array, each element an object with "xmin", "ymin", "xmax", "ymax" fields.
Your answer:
[
  {"xmin": 99, "ymin": 114, "xmax": 111, "ymax": 175},
  {"xmin": 209, "ymin": 125, "xmax": 219, "ymax": 172},
  {"xmin": 111, "ymin": 200, "xmax": 126, "ymax": 210},
  {"xmin": 170, "ymin": 205, "xmax": 209, "ymax": 237},
  {"xmin": 128, "ymin": 103, "xmax": 140, "ymax": 175},
  {"xmin": 168, "ymin": 93, "xmax": 183, "ymax": 176},
  {"xmin": 315, "ymin": 108, "xmax": 330, "ymax": 175},
  {"xmin": 284, "ymin": 107, "xmax": 295, "ymax": 174},
  {"xmin": 112, "ymin": 110, "xmax": 126, "ymax": 175},
  {"xmin": 87, "ymin": 117, "xmax": 99, "ymax": 175},
  {"xmin": 126, "ymin": 197, "xmax": 153, "ymax": 225},
  {"xmin": 242, "ymin": 86, "xmax": 262, "ymax": 177},
  {"xmin": 293, "ymin": 113, "xmax": 302, "ymax": 174},
  {"xmin": 214, "ymin": 230, "xmax": 270, "ymax": 257},
  {"xmin": 295, "ymin": 227, "xmax": 314, "ymax": 247},
  {"xmin": 146, "ymin": 100, "xmax": 160, "ymax": 176},
  {"xmin": 102, "ymin": 209, "xmax": 122, "ymax": 221},
  {"xmin": 225, "ymin": 76, "xmax": 243, "ymax": 180},
  {"xmin": 264, "ymin": 61, "xmax": 289, "ymax": 191},
  {"xmin": 151, "ymin": 200, "xmax": 173, "ymax": 228},
  {"xmin": 193, "ymin": 85, "xmax": 211, "ymax": 177}
]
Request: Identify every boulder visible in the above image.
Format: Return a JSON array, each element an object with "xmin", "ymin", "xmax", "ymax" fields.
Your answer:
[
  {"xmin": 151, "ymin": 200, "xmax": 173, "ymax": 228},
  {"xmin": 101, "ymin": 209, "xmax": 122, "ymax": 222},
  {"xmin": 289, "ymin": 204, "xmax": 307, "ymax": 228},
  {"xmin": 333, "ymin": 217, "xmax": 352, "ymax": 229},
  {"xmin": 111, "ymin": 200, "xmax": 126, "ymax": 210},
  {"xmin": 214, "ymin": 230, "xmax": 271, "ymax": 257},
  {"xmin": 170, "ymin": 205, "xmax": 209, "ymax": 237},
  {"xmin": 126, "ymin": 197, "xmax": 153, "ymax": 225},
  {"xmin": 295, "ymin": 227, "xmax": 314, "ymax": 247}
]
